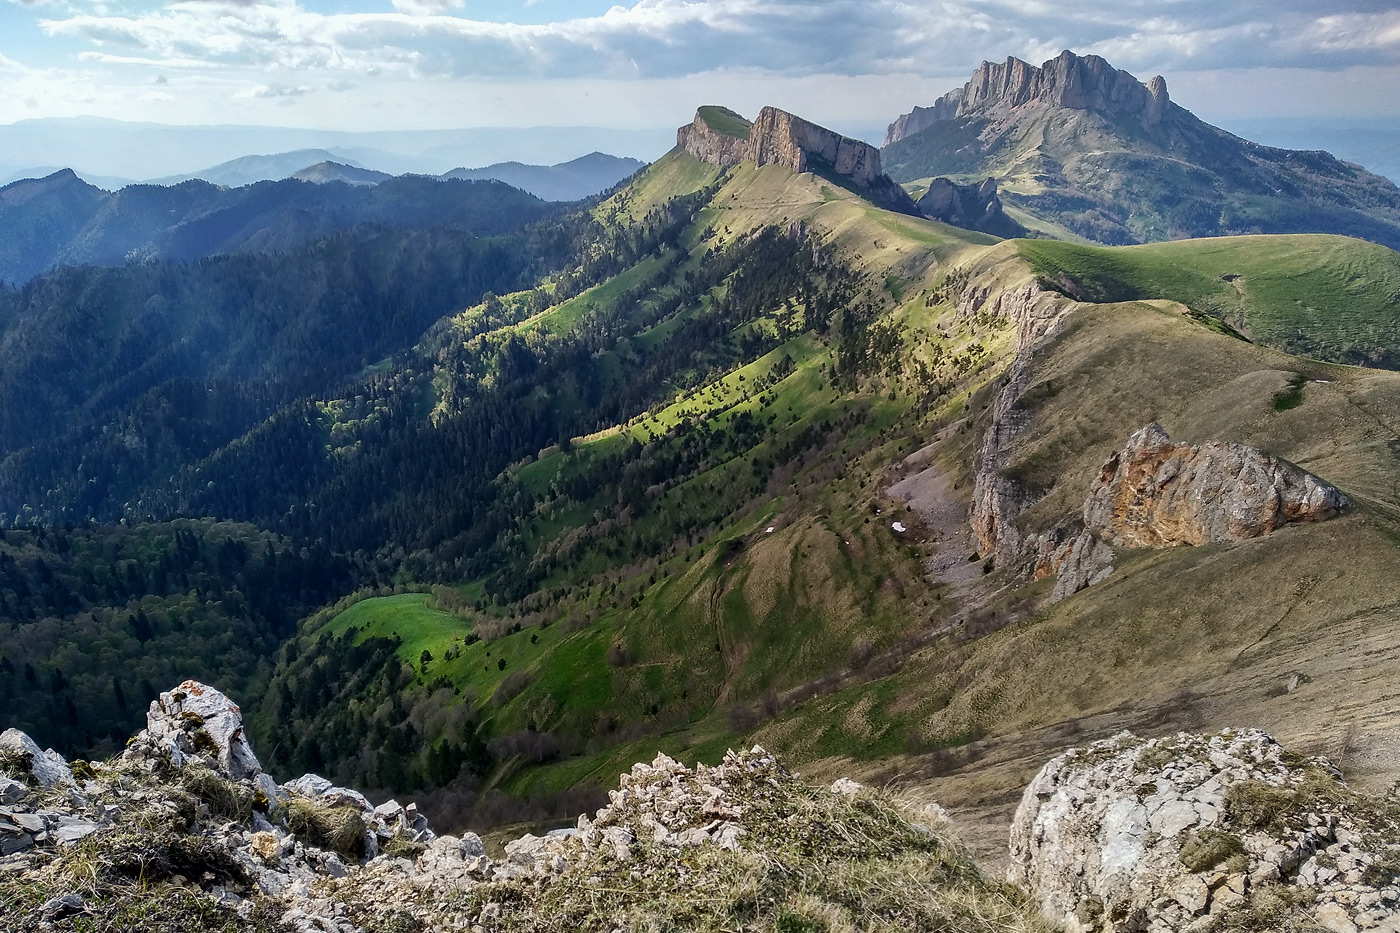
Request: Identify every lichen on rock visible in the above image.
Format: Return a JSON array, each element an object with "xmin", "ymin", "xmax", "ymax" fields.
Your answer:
[{"xmin": 1009, "ymin": 728, "xmax": 1400, "ymax": 933}]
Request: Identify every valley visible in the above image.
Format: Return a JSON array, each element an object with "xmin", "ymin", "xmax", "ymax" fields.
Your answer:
[{"xmin": 3, "ymin": 49, "xmax": 1400, "ymax": 932}]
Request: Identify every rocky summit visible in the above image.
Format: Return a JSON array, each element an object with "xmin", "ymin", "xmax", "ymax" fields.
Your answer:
[
  {"xmin": 0, "ymin": 679, "xmax": 1044, "ymax": 932},
  {"xmin": 884, "ymin": 50, "xmax": 1171, "ymax": 146},
  {"xmin": 678, "ymin": 104, "xmax": 917, "ymax": 213},
  {"xmin": 5, "ymin": 680, "xmax": 1400, "ymax": 931}
]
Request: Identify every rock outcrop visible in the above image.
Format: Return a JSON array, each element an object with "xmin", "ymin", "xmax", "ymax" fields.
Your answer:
[
  {"xmin": 963, "ymin": 279, "xmax": 1074, "ymax": 565},
  {"xmin": 0, "ymin": 682, "xmax": 1032, "ymax": 932},
  {"xmin": 884, "ymin": 50, "xmax": 1171, "ymax": 145},
  {"xmin": 1010, "ymin": 728, "xmax": 1400, "ymax": 933},
  {"xmin": 679, "ymin": 105, "xmax": 916, "ymax": 213},
  {"xmin": 675, "ymin": 107, "xmax": 751, "ymax": 167},
  {"xmin": 134, "ymin": 680, "xmax": 263, "ymax": 781},
  {"xmin": 1084, "ymin": 423, "xmax": 1349, "ymax": 547},
  {"xmin": 916, "ymin": 176, "xmax": 1023, "ymax": 237}
]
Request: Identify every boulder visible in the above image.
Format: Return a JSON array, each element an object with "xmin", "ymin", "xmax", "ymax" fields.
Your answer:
[
  {"xmin": 134, "ymin": 680, "xmax": 262, "ymax": 780},
  {"xmin": 1009, "ymin": 729, "xmax": 1400, "ymax": 933},
  {"xmin": 1083, "ymin": 423, "xmax": 1348, "ymax": 547},
  {"xmin": 0, "ymin": 728, "xmax": 73, "ymax": 787}
]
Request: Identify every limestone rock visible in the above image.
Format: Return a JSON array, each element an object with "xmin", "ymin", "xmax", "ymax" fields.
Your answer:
[
  {"xmin": 678, "ymin": 105, "xmax": 914, "ymax": 211},
  {"xmin": 675, "ymin": 107, "xmax": 750, "ymax": 167},
  {"xmin": 884, "ymin": 49, "xmax": 1171, "ymax": 145},
  {"xmin": 1029, "ymin": 530, "xmax": 1115, "ymax": 602},
  {"xmin": 747, "ymin": 107, "xmax": 882, "ymax": 187},
  {"xmin": 0, "ymin": 728, "xmax": 73, "ymax": 787},
  {"xmin": 1009, "ymin": 728, "xmax": 1400, "ymax": 933},
  {"xmin": 131, "ymin": 680, "xmax": 261, "ymax": 780},
  {"xmin": 1083, "ymin": 423, "xmax": 1348, "ymax": 547},
  {"xmin": 963, "ymin": 279, "xmax": 1073, "ymax": 564},
  {"xmin": 915, "ymin": 177, "xmax": 1022, "ymax": 237},
  {"xmin": 283, "ymin": 773, "xmax": 371, "ymax": 812}
]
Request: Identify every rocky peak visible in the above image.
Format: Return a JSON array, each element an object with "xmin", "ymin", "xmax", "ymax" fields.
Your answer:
[
  {"xmin": 916, "ymin": 176, "xmax": 1023, "ymax": 237},
  {"xmin": 884, "ymin": 50, "xmax": 1171, "ymax": 145},
  {"xmin": 678, "ymin": 105, "xmax": 885, "ymax": 189}
]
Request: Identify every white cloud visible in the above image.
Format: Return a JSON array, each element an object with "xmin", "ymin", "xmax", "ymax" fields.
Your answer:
[
  {"xmin": 234, "ymin": 83, "xmax": 314, "ymax": 97},
  {"xmin": 390, "ymin": 0, "xmax": 464, "ymax": 14},
  {"xmin": 29, "ymin": 0, "xmax": 1400, "ymax": 90}
]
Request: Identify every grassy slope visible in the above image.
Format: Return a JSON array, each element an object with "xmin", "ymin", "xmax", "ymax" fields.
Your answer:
[
  {"xmin": 283, "ymin": 149, "xmax": 1400, "ymax": 846},
  {"xmin": 1019, "ymin": 235, "xmax": 1400, "ymax": 366},
  {"xmin": 295, "ymin": 151, "xmax": 1012, "ymax": 800},
  {"xmin": 696, "ymin": 106, "xmax": 753, "ymax": 139}
]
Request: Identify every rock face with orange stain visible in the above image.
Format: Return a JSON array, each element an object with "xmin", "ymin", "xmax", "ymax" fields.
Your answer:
[{"xmin": 1084, "ymin": 423, "xmax": 1348, "ymax": 548}]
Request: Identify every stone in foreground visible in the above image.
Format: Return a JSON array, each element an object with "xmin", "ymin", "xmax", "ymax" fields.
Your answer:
[{"xmin": 1009, "ymin": 728, "xmax": 1400, "ymax": 933}]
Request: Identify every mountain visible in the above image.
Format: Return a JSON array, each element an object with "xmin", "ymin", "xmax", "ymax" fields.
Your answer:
[
  {"xmin": 442, "ymin": 151, "xmax": 646, "ymax": 201},
  {"xmin": 292, "ymin": 161, "xmax": 394, "ymax": 186},
  {"xmin": 677, "ymin": 105, "xmax": 917, "ymax": 214},
  {"xmin": 0, "ymin": 117, "xmax": 674, "ymax": 181},
  {"xmin": 882, "ymin": 50, "xmax": 1400, "ymax": 248},
  {"xmin": 4, "ymin": 96, "xmax": 1400, "ymax": 921},
  {"xmin": 0, "ymin": 166, "xmax": 138, "ymax": 190},
  {"xmin": 0, "ymin": 170, "xmax": 554, "ymax": 284},
  {"xmin": 149, "ymin": 149, "xmax": 367, "ymax": 187},
  {"xmin": 1224, "ymin": 117, "xmax": 1400, "ymax": 184}
]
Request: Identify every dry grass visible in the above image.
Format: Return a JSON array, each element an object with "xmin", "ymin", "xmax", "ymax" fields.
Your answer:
[{"xmin": 421, "ymin": 778, "xmax": 1054, "ymax": 933}]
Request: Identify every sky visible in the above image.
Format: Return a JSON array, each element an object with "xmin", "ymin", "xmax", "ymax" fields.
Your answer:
[{"xmin": 1, "ymin": 0, "xmax": 1399, "ymax": 133}]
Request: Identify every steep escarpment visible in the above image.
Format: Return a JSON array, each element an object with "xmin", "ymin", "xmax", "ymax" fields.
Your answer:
[
  {"xmin": 679, "ymin": 105, "xmax": 917, "ymax": 213},
  {"xmin": 881, "ymin": 50, "xmax": 1400, "ymax": 249},
  {"xmin": 886, "ymin": 50, "xmax": 1170, "ymax": 146}
]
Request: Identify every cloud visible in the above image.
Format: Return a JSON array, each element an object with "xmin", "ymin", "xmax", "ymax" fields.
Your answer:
[
  {"xmin": 29, "ymin": 0, "xmax": 1400, "ymax": 90},
  {"xmin": 234, "ymin": 83, "xmax": 314, "ymax": 98},
  {"xmin": 389, "ymin": 0, "xmax": 464, "ymax": 14}
]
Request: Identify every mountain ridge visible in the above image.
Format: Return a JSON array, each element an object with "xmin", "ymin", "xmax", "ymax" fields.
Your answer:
[{"xmin": 882, "ymin": 50, "xmax": 1400, "ymax": 248}]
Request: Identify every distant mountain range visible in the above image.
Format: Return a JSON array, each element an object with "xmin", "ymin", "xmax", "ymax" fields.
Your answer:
[
  {"xmin": 0, "ymin": 117, "xmax": 673, "ymax": 183},
  {"xmin": 0, "ymin": 170, "xmax": 554, "ymax": 285},
  {"xmin": 147, "ymin": 150, "xmax": 367, "ymax": 188},
  {"xmin": 442, "ymin": 152, "xmax": 645, "ymax": 203},
  {"xmin": 882, "ymin": 51, "xmax": 1400, "ymax": 248},
  {"xmin": 1, "ymin": 149, "xmax": 645, "ymax": 203}
]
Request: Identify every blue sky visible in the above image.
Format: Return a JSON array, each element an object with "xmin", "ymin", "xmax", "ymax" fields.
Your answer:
[{"xmin": 1, "ymin": 0, "xmax": 1398, "ymax": 130}]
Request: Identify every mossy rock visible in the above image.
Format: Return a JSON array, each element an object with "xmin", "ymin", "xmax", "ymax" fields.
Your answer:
[
  {"xmin": 287, "ymin": 798, "xmax": 366, "ymax": 861},
  {"xmin": 180, "ymin": 764, "xmax": 254, "ymax": 823},
  {"xmin": 1179, "ymin": 828, "xmax": 1245, "ymax": 873}
]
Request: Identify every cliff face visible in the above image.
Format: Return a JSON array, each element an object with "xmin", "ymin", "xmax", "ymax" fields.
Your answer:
[
  {"xmin": 678, "ymin": 105, "xmax": 883, "ymax": 188},
  {"xmin": 884, "ymin": 50, "xmax": 1170, "ymax": 145},
  {"xmin": 916, "ymin": 176, "xmax": 1022, "ymax": 237},
  {"xmin": 1083, "ymin": 423, "xmax": 1348, "ymax": 547},
  {"xmin": 675, "ymin": 109, "xmax": 751, "ymax": 168},
  {"xmin": 746, "ymin": 107, "xmax": 883, "ymax": 187}
]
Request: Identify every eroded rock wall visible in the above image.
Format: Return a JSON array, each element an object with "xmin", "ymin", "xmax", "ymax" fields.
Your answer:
[
  {"xmin": 1084, "ymin": 423, "xmax": 1349, "ymax": 547},
  {"xmin": 677, "ymin": 106, "xmax": 883, "ymax": 188}
]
